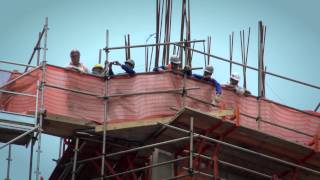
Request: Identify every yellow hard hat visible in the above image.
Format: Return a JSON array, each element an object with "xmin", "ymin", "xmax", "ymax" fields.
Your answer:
[{"xmin": 92, "ymin": 64, "xmax": 103, "ymax": 70}]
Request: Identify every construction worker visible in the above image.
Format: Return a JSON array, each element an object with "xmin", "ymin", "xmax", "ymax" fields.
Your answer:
[
  {"xmin": 153, "ymin": 55, "xmax": 181, "ymax": 72},
  {"xmin": 225, "ymin": 72, "xmax": 251, "ymax": 95},
  {"xmin": 66, "ymin": 49, "xmax": 89, "ymax": 73},
  {"xmin": 186, "ymin": 65, "xmax": 222, "ymax": 105},
  {"xmin": 108, "ymin": 59, "xmax": 136, "ymax": 76},
  {"xmin": 91, "ymin": 64, "xmax": 104, "ymax": 76}
]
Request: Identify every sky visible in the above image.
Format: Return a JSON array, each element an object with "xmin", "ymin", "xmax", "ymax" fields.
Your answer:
[{"xmin": 0, "ymin": 0, "xmax": 319, "ymax": 179}]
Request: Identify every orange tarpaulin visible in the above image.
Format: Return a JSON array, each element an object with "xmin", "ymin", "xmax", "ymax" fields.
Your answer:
[{"xmin": 0, "ymin": 64, "xmax": 319, "ymax": 148}]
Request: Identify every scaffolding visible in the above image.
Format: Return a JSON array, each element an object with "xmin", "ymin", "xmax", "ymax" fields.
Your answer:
[{"xmin": 1, "ymin": 2, "xmax": 320, "ymax": 180}]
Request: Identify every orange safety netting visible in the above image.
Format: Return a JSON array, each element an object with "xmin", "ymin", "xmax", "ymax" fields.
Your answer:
[{"xmin": 0, "ymin": 64, "xmax": 319, "ymax": 148}]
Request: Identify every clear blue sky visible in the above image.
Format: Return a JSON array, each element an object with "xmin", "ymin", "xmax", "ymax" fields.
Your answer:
[{"xmin": 1, "ymin": 0, "xmax": 319, "ymax": 179}]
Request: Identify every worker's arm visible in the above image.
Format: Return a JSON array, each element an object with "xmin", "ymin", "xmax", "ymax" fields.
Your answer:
[
  {"xmin": 108, "ymin": 63, "xmax": 114, "ymax": 76},
  {"xmin": 153, "ymin": 66, "xmax": 166, "ymax": 72},
  {"xmin": 191, "ymin": 74, "xmax": 204, "ymax": 80},
  {"xmin": 121, "ymin": 65, "xmax": 136, "ymax": 75},
  {"xmin": 210, "ymin": 78, "xmax": 222, "ymax": 94}
]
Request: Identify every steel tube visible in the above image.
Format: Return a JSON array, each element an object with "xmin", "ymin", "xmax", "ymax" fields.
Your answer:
[
  {"xmin": 66, "ymin": 136, "xmax": 193, "ymax": 167},
  {"xmin": 100, "ymin": 69, "xmax": 109, "ymax": 179},
  {"xmin": 159, "ymin": 123, "xmax": 320, "ymax": 175},
  {"xmin": 174, "ymin": 44, "xmax": 320, "ymax": 90},
  {"xmin": 28, "ymin": 138, "xmax": 35, "ymax": 180},
  {"xmin": 104, "ymin": 40, "xmax": 205, "ymax": 51},
  {"xmin": 0, "ymin": 126, "xmax": 38, "ymax": 150},
  {"xmin": 45, "ymin": 83, "xmax": 101, "ymax": 97},
  {"xmin": 71, "ymin": 138, "xmax": 80, "ymax": 180},
  {"xmin": 107, "ymin": 87, "xmax": 199, "ymax": 98},
  {"xmin": 93, "ymin": 156, "xmax": 188, "ymax": 180},
  {"xmin": 189, "ymin": 117, "xmax": 194, "ymax": 171},
  {"xmin": 0, "ymin": 66, "xmax": 42, "ymax": 89},
  {"xmin": 185, "ymin": 151, "xmax": 272, "ymax": 179},
  {"xmin": 0, "ymin": 89, "xmax": 36, "ymax": 97},
  {"xmin": 5, "ymin": 145, "xmax": 12, "ymax": 180},
  {"xmin": 0, "ymin": 60, "xmax": 37, "ymax": 68}
]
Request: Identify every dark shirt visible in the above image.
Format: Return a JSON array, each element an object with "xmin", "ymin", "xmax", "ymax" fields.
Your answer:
[{"xmin": 109, "ymin": 64, "xmax": 135, "ymax": 76}]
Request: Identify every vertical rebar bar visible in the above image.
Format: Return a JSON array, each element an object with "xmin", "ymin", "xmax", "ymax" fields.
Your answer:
[
  {"xmin": 5, "ymin": 145, "xmax": 12, "ymax": 180},
  {"xmin": 36, "ymin": 32, "xmax": 41, "ymax": 66},
  {"xmin": 71, "ymin": 138, "xmax": 80, "ymax": 180},
  {"xmin": 99, "ymin": 49, "xmax": 102, "ymax": 64},
  {"xmin": 315, "ymin": 102, "xmax": 320, "ymax": 112},
  {"xmin": 105, "ymin": 30, "xmax": 109, "ymax": 76}
]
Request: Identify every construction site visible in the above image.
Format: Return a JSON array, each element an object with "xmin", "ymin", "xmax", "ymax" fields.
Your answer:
[{"xmin": 1, "ymin": 0, "xmax": 320, "ymax": 180}]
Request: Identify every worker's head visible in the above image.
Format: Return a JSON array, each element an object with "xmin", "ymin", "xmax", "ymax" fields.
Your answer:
[
  {"xmin": 70, "ymin": 49, "xmax": 80, "ymax": 65},
  {"xmin": 170, "ymin": 55, "xmax": 181, "ymax": 70},
  {"xmin": 125, "ymin": 59, "xmax": 135, "ymax": 69},
  {"xmin": 230, "ymin": 72, "xmax": 240, "ymax": 85},
  {"xmin": 92, "ymin": 64, "xmax": 104, "ymax": 75},
  {"xmin": 203, "ymin": 65, "xmax": 213, "ymax": 80}
]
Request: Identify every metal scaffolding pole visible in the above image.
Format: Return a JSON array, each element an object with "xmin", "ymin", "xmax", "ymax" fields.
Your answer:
[
  {"xmin": 71, "ymin": 138, "xmax": 80, "ymax": 180},
  {"xmin": 24, "ymin": 17, "xmax": 48, "ymax": 72},
  {"xmin": 174, "ymin": 44, "xmax": 320, "ymax": 90},
  {"xmin": 185, "ymin": 150, "xmax": 272, "ymax": 179},
  {"xmin": 29, "ymin": 137, "xmax": 35, "ymax": 180},
  {"xmin": 93, "ymin": 156, "xmax": 188, "ymax": 180},
  {"xmin": 0, "ymin": 60, "xmax": 37, "ymax": 68},
  {"xmin": 0, "ymin": 126, "xmax": 39, "ymax": 150},
  {"xmin": 65, "ymin": 136, "xmax": 192, "ymax": 167},
  {"xmin": 45, "ymin": 82, "xmax": 199, "ymax": 98},
  {"xmin": 100, "ymin": 59, "xmax": 109, "ymax": 179},
  {"xmin": 29, "ymin": 80, "xmax": 40, "ymax": 180},
  {"xmin": 104, "ymin": 40, "xmax": 205, "ymax": 51},
  {"xmin": 36, "ymin": 32, "xmax": 41, "ymax": 66},
  {"xmin": 0, "ymin": 66, "xmax": 42, "ymax": 89},
  {"xmin": 159, "ymin": 123, "xmax": 320, "ymax": 176},
  {"xmin": 188, "ymin": 116, "xmax": 194, "ymax": 176},
  {"xmin": 35, "ymin": 17, "xmax": 48, "ymax": 180},
  {"xmin": 5, "ymin": 145, "xmax": 12, "ymax": 180},
  {"xmin": 0, "ymin": 89, "xmax": 36, "ymax": 97}
]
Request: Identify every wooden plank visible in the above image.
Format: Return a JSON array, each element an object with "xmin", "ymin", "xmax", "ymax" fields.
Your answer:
[
  {"xmin": 95, "ymin": 116, "xmax": 173, "ymax": 132},
  {"xmin": 42, "ymin": 113, "xmax": 97, "ymax": 138}
]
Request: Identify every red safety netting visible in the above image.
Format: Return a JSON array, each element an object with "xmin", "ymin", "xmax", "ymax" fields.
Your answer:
[
  {"xmin": 0, "ymin": 68, "xmax": 39, "ymax": 113},
  {"xmin": 0, "ymin": 64, "xmax": 319, "ymax": 148}
]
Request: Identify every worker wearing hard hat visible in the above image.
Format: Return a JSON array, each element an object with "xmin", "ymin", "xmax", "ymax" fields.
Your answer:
[
  {"xmin": 91, "ymin": 64, "xmax": 104, "ymax": 76},
  {"xmin": 66, "ymin": 49, "xmax": 89, "ymax": 73},
  {"xmin": 153, "ymin": 55, "xmax": 181, "ymax": 72},
  {"xmin": 108, "ymin": 59, "xmax": 136, "ymax": 76},
  {"xmin": 187, "ymin": 65, "xmax": 222, "ymax": 105},
  {"xmin": 226, "ymin": 72, "xmax": 251, "ymax": 95}
]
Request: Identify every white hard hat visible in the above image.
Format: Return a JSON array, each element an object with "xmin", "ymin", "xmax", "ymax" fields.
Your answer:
[
  {"xmin": 231, "ymin": 72, "xmax": 240, "ymax": 81},
  {"xmin": 125, "ymin": 59, "xmax": 135, "ymax": 67},
  {"xmin": 204, "ymin": 65, "xmax": 214, "ymax": 74},
  {"xmin": 170, "ymin": 55, "xmax": 181, "ymax": 65},
  {"xmin": 70, "ymin": 49, "xmax": 80, "ymax": 56}
]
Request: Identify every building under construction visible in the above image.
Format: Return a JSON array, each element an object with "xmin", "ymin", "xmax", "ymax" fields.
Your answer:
[{"xmin": 1, "ymin": 1, "xmax": 320, "ymax": 180}]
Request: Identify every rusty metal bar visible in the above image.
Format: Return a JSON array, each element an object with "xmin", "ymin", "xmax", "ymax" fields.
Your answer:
[
  {"xmin": 174, "ymin": 44, "xmax": 320, "ymax": 90},
  {"xmin": 104, "ymin": 40, "xmax": 205, "ymax": 51}
]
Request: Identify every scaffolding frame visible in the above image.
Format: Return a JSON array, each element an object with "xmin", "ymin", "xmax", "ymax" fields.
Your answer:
[
  {"xmin": 0, "ymin": 17, "xmax": 48, "ymax": 180},
  {"xmin": 0, "ymin": 19, "xmax": 320, "ymax": 180}
]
